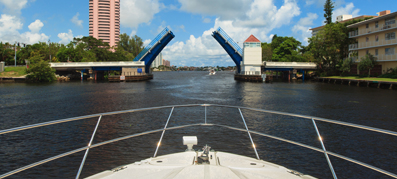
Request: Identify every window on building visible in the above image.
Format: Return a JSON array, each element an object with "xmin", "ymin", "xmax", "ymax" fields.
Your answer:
[
  {"xmin": 375, "ymin": 35, "xmax": 379, "ymax": 42},
  {"xmin": 366, "ymin": 24, "xmax": 369, "ymax": 28},
  {"xmin": 244, "ymin": 42, "xmax": 260, "ymax": 48},
  {"xmin": 366, "ymin": 50, "xmax": 369, "ymax": 55},
  {"xmin": 385, "ymin": 48, "xmax": 395, "ymax": 55},
  {"xmin": 385, "ymin": 17, "xmax": 396, "ymax": 26},
  {"xmin": 366, "ymin": 37, "xmax": 369, "ymax": 42},
  {"xmin": 375, "ymin": 49, "xmax": 378, "ymax": 56},
  {"xmin": 385, "ymin": 32, "xmax": 396, "ymax": 40},
  {"xmin": 375, "ymin": 21, "xmax": 379, "ymax": 28}
]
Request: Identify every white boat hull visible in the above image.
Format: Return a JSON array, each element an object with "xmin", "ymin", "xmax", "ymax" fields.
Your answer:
[{"xmin": 87, "ymin": 151, "xmax": 316, "ymax": 179}]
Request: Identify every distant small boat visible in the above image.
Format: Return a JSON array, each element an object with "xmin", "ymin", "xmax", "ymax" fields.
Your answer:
[{"xmin": 209, "ymin": 69, "xmax": 216, "ymax": 75}]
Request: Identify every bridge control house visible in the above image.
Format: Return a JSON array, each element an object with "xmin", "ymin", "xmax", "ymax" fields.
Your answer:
[{"xmin": 241, "ymin": 35, "xmax": 262, "ymax": 75}]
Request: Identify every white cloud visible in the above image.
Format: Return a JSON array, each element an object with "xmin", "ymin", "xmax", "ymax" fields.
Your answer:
[
  {"xmin": 0, "ymin": 0, "xmax": 28, "ymax": 15},
  {"xmin": 21, "ymin": 31, "xmax": 49, "ymax": 44},
  {"xmin": 28, "ymin": 19, "xmax": 44, "ymax": 33},
  {"xmin": 292, "ymin": 13, "xmax": 318, "ymax": 45},
  {"xmin": 203, "ymin": 18, "xmax": 211, "ymax": 23},
  {"xmin": 0, "ymin": 14, "xmax": 23, "ymax": 42},
  {"xmin": 130, "ymin": 30, "xmax": 137, "ymax": 36},
  {"xmin": 157, "ymin": 21, "xmax": 170, "ymax": 33},
  {"xmin": 71, "ymin": 12, "xmax": 83, "ymax": 28},
  {"xmin": 143, "ymin": 39, "xmax": 151, "ymax": 46},
  {"xmin": 178, "ymin": 0, "xmax": 251, "ymax": 20},
  {"xmin": 333, "ymin": 2, "xmax": 360, "ymax": 22},
  {"xmin": 0, "ymin": 14, "xmax": 48, "ymax": 44},
  {"xmin": 168, "ymin": 4, "xmax": 178, "ymax": 10},
  {"xmin": 121, "ymin": 0, "xmax": 162, "ymax": 30},
  {"xmin": 57, "ymin": 29, "xmax": 74, "ymax": 44},
  {"xmin": 305, "ymin": 0, "xmax": 325, "ymax": 6},
  {"xmin": 163, "ymin": 0, "xmax": 301, "ymax": 66},
  {"xmin": 305, "ymin": 0, "xmax": 316, "ymax": 6},
  {"xmin": 179, "ymin": 25, "xmax": 185, "ymax": 32}
]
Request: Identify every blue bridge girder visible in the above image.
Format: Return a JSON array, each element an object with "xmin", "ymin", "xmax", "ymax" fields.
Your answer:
[
  {"xmin": 133, "ymin": 27, "xmax": 175, "ymax": 72},
  {"xmin": 212, "ymin": 27, "xmax": 243, "ymax": 73}
]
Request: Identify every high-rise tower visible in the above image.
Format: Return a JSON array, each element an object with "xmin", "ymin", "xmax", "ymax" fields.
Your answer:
[{"xmin": 89, "ymin": 0, "xmax": 120, "ymax": 47}]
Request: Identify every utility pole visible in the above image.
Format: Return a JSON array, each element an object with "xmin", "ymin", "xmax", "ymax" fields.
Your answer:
[
  {"xmin": 48, "ymin": 40, "xmax": 51, "ymax": 62},
  {"xmin": 14, "ymin": 42, "xmax": 16, "ymax": 66}
]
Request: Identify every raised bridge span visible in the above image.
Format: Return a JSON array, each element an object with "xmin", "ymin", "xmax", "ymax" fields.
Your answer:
[
  {"xmin": 212, "ymin": 27, "xmax": 243, "ymax": 73},
  {"xmin": 133, "ymin": 27, "xmax": 175, "ymax": 72}
]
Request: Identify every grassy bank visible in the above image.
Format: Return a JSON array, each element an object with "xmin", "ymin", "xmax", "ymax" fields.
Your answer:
[
  {"xmin": 325, "ymin": 76, "xmax": 397, "ymax": 82},
  {"xmin": 0, "ymin": 66, "xmax": 27, "ymax": 77}
]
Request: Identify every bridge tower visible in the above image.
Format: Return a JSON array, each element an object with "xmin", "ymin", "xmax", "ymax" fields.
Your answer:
[{"xmin": 241, "ymin": 35, "xmax": 262, "ymax": 75}]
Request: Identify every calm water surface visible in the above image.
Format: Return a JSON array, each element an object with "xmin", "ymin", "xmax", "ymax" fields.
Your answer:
[{"xmin": 0, "ymin": 71, "xmax": 396, "ymax": 179}]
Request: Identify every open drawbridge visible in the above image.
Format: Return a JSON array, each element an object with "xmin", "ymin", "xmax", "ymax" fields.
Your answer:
[
  {"xmin": 133, "ymin": 27, "xmax": 175, "ymax": 72},
  {"xmin": 212, "ymin": 27, "xmax": 243, "ymax": 73},
  {"xmin": 133, "ymin": 27, "xmax": 242, "ymax": 73}
]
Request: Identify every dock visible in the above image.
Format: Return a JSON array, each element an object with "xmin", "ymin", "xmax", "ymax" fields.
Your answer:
[
  {"xmin": 234, "ymin": 74, "xmax": 272, "ymax": 83},
  {"xmin": 108, "ymin": 74, "xmax": 153, "ymax": 82},
  {"xmin": 315, "ymin": 77, "xmax": 397, "ymax": 90}
]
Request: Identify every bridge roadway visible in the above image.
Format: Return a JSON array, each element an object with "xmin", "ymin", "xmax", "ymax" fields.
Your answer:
[
  {"xmin": 50, "ymin": 61, "xmax": 145, "ymax": 71},
  {"xmin": 263, "ymin": 62, "xmax": 317, "ymax": 70},
  {"xmin": 50, "ymin": 61, "xmax": 316, "ymax": 71}
]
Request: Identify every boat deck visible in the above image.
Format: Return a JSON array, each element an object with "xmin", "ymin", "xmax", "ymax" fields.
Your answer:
[{"xmin": 87, "ymin": 151, "xmax": 316, "ymax": 179}]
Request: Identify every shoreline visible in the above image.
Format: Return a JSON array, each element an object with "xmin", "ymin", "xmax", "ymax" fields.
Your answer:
[
  {"xmin": 0, "ymin": 76, "xmax": 26, "ymax": 83},
  {"xmin": 315, "ymin": 77, "xmax": 397, "ymax": 89}
]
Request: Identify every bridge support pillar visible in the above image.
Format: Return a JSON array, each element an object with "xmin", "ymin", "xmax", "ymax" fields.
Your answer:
[
  {"xmin": 301, "ymin": 70, "xmax": 305, "ymax": 82},
  {"xmin": 89, "ymin": 70, "xmax": 93, "ymax": 80},
  {"xmin": 95, "ymin": 71, "xmax": 97, "ymax": 81}
]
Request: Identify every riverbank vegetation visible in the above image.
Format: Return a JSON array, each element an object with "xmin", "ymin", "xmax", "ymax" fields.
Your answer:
[
  {"xmin": 0, "ymin": 66, "xmax": 27, "ymax": 77},
  {"xmin": 324, "ymin": 76, "xmax": 397, "ymax": 82},
  {"xmin": 25, "ymin": 52, "xmax": 56, "ymax": 82},
  {"xmin": 0, "ymin": 33, "xmax": 144, "ymax": 66},
  {"xmin": 261, "ymin": 35, "xmax": 314, "ymax": 63},
  {"xmin": 0, "ymin": 33, "xmax": 145, "ymax": 82}
]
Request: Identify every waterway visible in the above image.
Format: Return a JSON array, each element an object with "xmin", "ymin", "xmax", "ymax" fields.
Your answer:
[{"xmin": 0, "ymin": 71, "xmax": 396, "ymax": 179}]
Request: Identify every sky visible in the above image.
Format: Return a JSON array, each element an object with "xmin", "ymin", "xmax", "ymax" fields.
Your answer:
[{"xmin": 0, "ymin": 0, "xmax": 395, "ymax": 67}]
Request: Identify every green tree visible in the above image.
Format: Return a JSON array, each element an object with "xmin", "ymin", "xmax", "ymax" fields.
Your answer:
[
  {"xmin": 17, "ymin": 44, "xmax": 33, "ymax": 64},
  {"xmin": 73, "ymin": 36, "xmax": 110, "ymax": 61},
  {"xmin": 271, "ymin": 37, "xmax": 302, "ymax": 62},
  {"xmin": 271, "ymin": 34, "xmax": 285, "ymax": 50},
  {"xmin": 117, "ymin": 33, "xmax": 144, "ymax": 58},
  {"xmin": 324, "ymin": 0, "xmax": 334, "ymax": 24},
  {"xmin": 309, "ymin": 23, "xmax": 348, "ymax": 75},
  {"xmin": 358, "ymin": 54, "xmax": 377, "ymax": 77},
  {"xmin": 0, "ymin": 42, "xmax": 16, "ymax": 65},
  {"xmin": 340, "ymin": 58, "xmax": 354, "ymax": 76},
  {"xmin": 261, "ymin": 42, "xmax": 272, "ymax": 61},
  {"xmin": 25, "ymin": 52, "xmax": 56, "ymax": 82}
]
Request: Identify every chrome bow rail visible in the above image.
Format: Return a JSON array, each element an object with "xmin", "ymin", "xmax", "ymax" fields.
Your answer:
[{"xmin": 0, "ymin": 104, "xmax": 396, "ymax": 179}]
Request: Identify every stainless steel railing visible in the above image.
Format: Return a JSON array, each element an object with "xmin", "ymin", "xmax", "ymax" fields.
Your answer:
[{"xmin": 0, "ymin": 104, "xmax": 396, "ymax": 179}]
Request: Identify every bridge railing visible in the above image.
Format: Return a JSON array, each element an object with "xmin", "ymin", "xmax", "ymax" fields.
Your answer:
[
  {"xmin": 133, "ymin": 27, "xmax": 170, "ymax": 62},
  {"xmin": 264, "ymin": 62, "xmax": 317, "ymax": 69},
  {"xmin": 216, "ymin": 27, "xmax": 243, "ymax": 56},
  {"xmin": 50, "ymin": 61, "xmax": 145, "ymax": 67}
]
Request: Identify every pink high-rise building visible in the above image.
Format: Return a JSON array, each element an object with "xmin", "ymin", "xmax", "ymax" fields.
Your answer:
[
  {"xmin": 162, "ymin": 59, "xmax": 171, "ymax": 67},
  {"xmin": 89, "ymin": 0, "xmax": 120, "ymax": 47}
]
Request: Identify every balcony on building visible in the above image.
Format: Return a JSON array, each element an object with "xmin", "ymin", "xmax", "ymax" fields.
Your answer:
[
  {"xmin": 349, "ymin": 43, "xmax": 359, "ymax": 51},
  {"xmin": 347, "ymin": 10, "xmax": 396, "ymax": 38}
]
